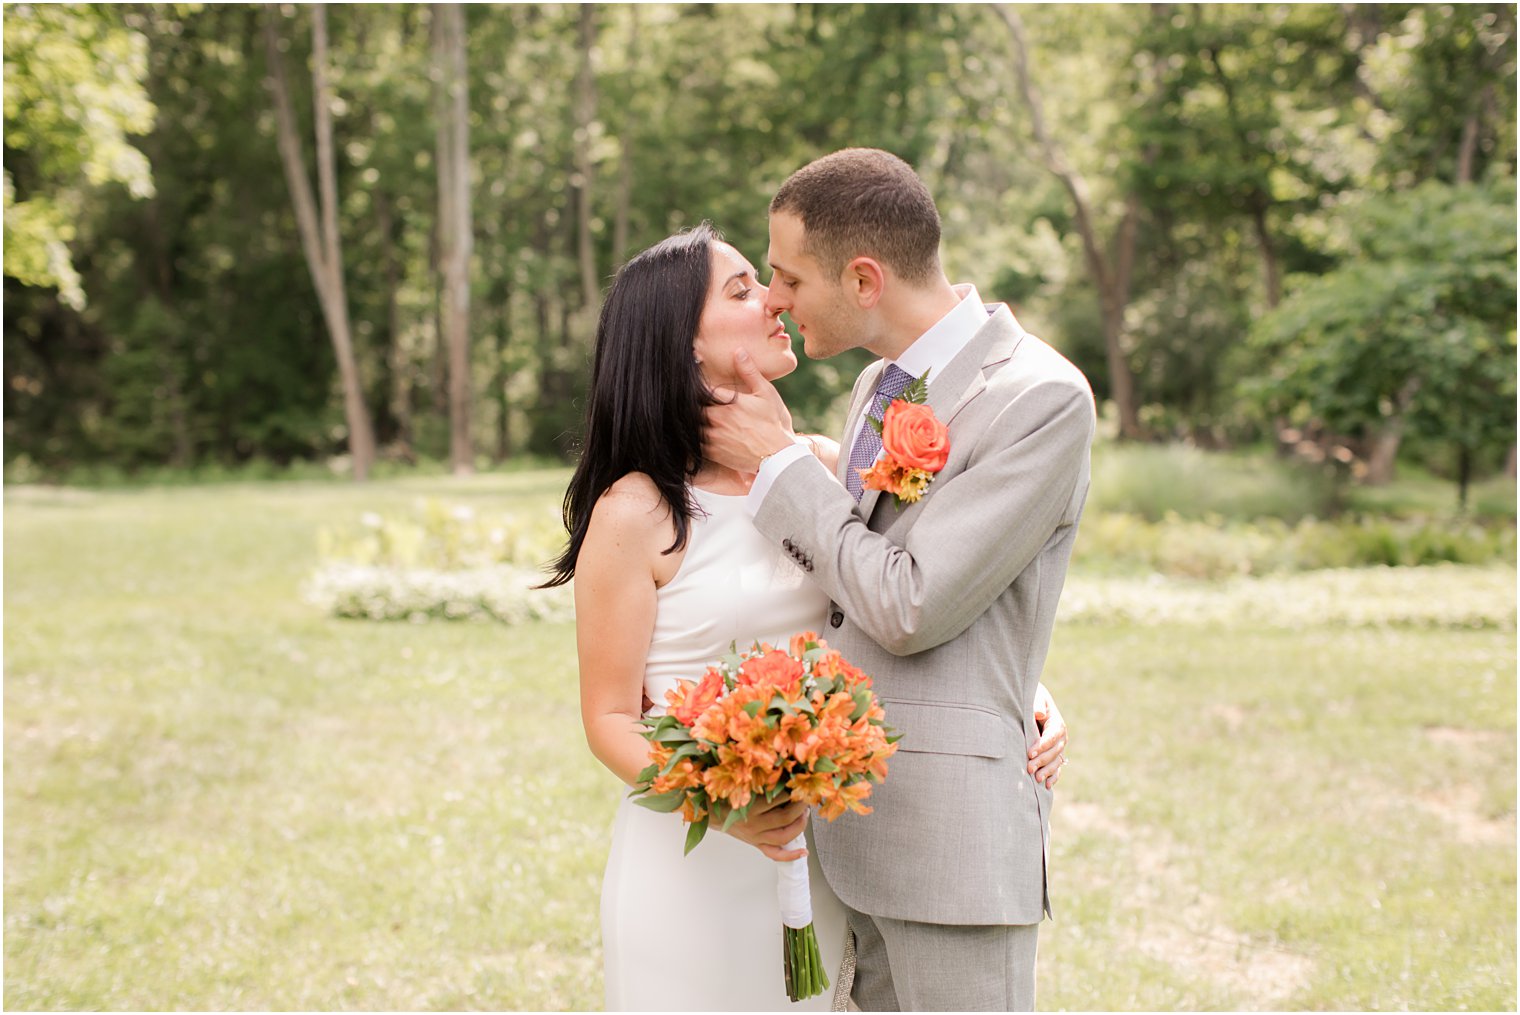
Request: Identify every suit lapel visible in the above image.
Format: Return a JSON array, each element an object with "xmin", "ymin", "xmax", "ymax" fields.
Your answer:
[{"xmin": 928, "ymin": 304, "xmax": 1024, "ymax": 426}]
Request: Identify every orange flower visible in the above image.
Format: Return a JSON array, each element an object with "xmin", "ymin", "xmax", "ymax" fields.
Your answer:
[
  {"xmin": 818, "ymin": 779, "xmax": 875, "ymax": 821},
  {"xmin": 881, "ymin": 400, "xmax": 949, "ymax": 473},
  {"xmin": 738, "ymin": 649, "xmax": 805, "ymax": 698},
  {"xmin": 703, "ymin": 746, "xmax": 754, "ymax": 808},
  {"xmin": 787, "ymin": 768, "xmax": 837, "ymax": 805},
  {"xmin": 789, "ymin": 631, "xmax": 820, "ymax": 658},
  {"xmin": 652, "ymin": 757, "xmax": 702, "ymax": 794},
  {"xmin": 670, "ymin": 667, "xmax": 726, "ymax": 726}
]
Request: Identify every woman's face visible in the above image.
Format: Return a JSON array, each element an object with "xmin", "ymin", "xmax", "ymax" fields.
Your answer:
[{"xmin": 692, "ymin": 241, "xmax": 797, "ymax": 390}]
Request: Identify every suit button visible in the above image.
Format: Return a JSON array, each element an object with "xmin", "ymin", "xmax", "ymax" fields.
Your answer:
[
  {"xmin": 782, "ymin": 538, "xmax": 794, "ymax": 551},
  {"xmin": 829, "ymin": 610, "xmax": 844, "ymax": 628}
]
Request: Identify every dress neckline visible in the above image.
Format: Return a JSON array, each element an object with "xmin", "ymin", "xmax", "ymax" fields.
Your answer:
[{"xmin": 690, "ymin": 483, "xmax": 750, "ymax": 502}]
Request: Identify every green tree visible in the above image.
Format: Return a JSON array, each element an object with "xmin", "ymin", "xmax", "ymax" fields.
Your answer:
[
  {"xmin": 3, "ymin": 3, "xmax": 155, "ymax": 309},
  {"xmin": 1248, "ymin": 179, "xmax": 1516, "ymax": 502}
]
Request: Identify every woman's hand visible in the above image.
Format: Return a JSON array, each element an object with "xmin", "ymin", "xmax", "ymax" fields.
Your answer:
[
  {"xmin": 1028, "ymin": 682, "xmax": 1068, "ymax": 789},
  {"xmin": 722, "ymin": 796, "xmax": 809, "ymax": 863},
  {"xmin": 799, "ymin": 433, "xmax": 840, "ymax": 474}
]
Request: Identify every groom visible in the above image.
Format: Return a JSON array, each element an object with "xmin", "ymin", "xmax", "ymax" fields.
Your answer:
[{"xmin": 703, "ymin": 148, "xmax": 1095, "ymax": 1010}]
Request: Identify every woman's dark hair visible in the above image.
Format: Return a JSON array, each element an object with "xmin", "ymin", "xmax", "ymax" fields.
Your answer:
[{"xmin": 538, "ymin": 223, "xmax": 721, "ymax": 588}]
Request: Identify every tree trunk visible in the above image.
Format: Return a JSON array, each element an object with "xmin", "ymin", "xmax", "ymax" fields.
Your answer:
[
  {"xmin": 1454, "ymin": 85, "xmax": 1491, "ymax": 184},
  {"xmin": 1250, "ymin": 198, "xmax": 1282, "ymax": 309},
  {"xmin": 1365, "ymin": 376, "xmax": 1422, "ymax": 485},
  {"xmin": 995, "ymin": 3, "xmax": 1143, "ymax": 438},
  {"xmin": 573, "ymin": 3, "xmax": 601, "ymax": 312},
  {"xmin": 494, "ymin": 287, "xmax": 511, "ymax": 463},
  {"xmin": 373, "ymin": 188, "xmax": 412, "ymax": 457},
  {"xmin": 433, "ymin": 3, "xmax": 474, "ymax": 476},
  {"xmin": 141, "ymin": 130, "xmax": 193, "ymax": 467},
  {"xmin": 611, "ymin": 7, "xmax": 637, "ymax": 271},
  {"xmin": 263, "ymin": 5, "xmax": 376, "ymax": 480}
]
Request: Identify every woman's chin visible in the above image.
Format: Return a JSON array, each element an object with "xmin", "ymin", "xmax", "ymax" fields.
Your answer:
[{"xmin": 765, "ymin": 355, "xmax": 799, "ymax": 382}]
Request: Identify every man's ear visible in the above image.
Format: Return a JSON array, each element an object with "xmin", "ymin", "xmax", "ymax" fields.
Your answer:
[{"xmin": 843, "ymin": 256, "xmax": 886, "ymax": 309}]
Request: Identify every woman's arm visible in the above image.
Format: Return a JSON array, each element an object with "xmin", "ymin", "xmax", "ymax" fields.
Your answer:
[
  {"xmin": 574, "ymin": 477, "xmax": 675, "ymax": 787},
  {"xmin": 798, "ymin": 433, "xmax": 840, "ymax": 475}
]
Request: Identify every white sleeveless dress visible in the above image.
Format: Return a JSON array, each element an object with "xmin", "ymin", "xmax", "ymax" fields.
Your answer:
[{"xmin": 601, "ymin": 485, "xmax": 849, "ymax": 1011}]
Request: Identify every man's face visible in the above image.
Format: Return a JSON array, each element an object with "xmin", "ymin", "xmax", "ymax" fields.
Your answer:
[{"xmin": 765, "ymin": 210, "xmax": 862, "ymax": 360}]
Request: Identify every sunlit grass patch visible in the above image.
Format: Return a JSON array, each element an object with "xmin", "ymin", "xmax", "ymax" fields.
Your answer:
[{"xmin": 6, "ymin": 471, "xmax": 1514, "ymax": 1010}]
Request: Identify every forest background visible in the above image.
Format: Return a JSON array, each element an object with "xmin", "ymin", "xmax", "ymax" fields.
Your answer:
[
  {"xmin": 4, "ymin": 3, "xmax": 1517, "ymax": 1011},
  {"xmin": 5, "ymin": 2, "xmax": 1516, "ymax": 491}
]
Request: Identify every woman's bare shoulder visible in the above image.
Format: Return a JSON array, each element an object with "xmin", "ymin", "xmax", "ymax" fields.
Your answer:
[{"xmin": 587, "ymin": 473, "xmax": 676, "ymax": 542}]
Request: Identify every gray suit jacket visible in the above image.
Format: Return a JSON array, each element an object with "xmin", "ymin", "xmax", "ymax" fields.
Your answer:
[{"xmin": 755, "ymin": 303, "xmax": 1094, "ymax": 926}]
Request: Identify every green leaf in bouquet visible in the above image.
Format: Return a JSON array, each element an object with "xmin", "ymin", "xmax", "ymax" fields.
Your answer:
[
  {"xmin": 634, "ymin": 762, "xmax": 659, "ymax": 786},
  {"xmin": 633, "ymin": 790, "xmax": 687, "ymax": 813},
  {"xmin": 643, "ymin": 714, "xmax": 678, "ymax": 737},
  {"xmin": 652, "ymin": 725, "xmax": 696, "ymax": 744},
  {"xmin": 721, "ymin": 802, "xmax": 751, "ymax": 832},
  {"xmin": 742, "ymin": 699, "xmax": 763, "ymax": 718},
  {"xmin": 850, "ymin": 690, "xmax": 872, "ymax": 721},
  {"xmin": 813, "ymin": 756, "xmax": 839, "ymax": 773},
  {"xmin": 886, "ymin": 732, "xmax": 904, "ymax": 744},
  {"xmin": 769, "ymin": 694, "xmax": 796, "ymax": 715},
  {"xmin": 683, "ymin": 817, "xmax": 709, "ymax": 855},
  {"xmin": 660, "ymin": 741, "xmax": 706, "ymax": 775}
]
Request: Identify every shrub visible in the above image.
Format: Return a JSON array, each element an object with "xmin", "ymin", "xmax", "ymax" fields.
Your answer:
[
  {"xmin": 1074, "ymin": 512, "xmax": 1516, "ymax": 579},
  {"xmin": 1089, "ymin": 443, "xmax": 1343, "ymax": 523},
  {"xmin": 307, "ymin": 499, "xmax": 571, "ymax": 624}
]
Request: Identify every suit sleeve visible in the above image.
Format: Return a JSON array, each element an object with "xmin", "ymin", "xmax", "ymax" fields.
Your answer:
[{"xmin": 752, "ymin": 377, "xmax": 1094, "ymax": 657}]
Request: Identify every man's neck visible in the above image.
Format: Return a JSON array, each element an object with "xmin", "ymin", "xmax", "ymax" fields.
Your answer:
[{"xmin": 868, "ymin": 278, "xmax": 964, "ymax": 361}]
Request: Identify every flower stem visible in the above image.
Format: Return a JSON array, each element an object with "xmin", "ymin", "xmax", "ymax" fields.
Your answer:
[{"xmin": 783, "ymin": 922, "xmax": 829, "ymax": 1002}]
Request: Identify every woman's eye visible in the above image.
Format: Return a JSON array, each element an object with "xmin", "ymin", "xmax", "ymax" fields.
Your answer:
[{"xmin": 735, "ymin": 287, "xmax": 752, "ymax": 300}]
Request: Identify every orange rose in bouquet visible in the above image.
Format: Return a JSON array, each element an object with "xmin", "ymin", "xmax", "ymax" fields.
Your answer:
[{"xmin": 631, "ymin": 633, "xmax": 900, "ymax": 1002}]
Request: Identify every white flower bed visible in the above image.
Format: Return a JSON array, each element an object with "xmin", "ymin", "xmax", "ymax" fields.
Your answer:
[{"xmin": 304, "ymin": 563, "xmax": 574, "ymax": 625}]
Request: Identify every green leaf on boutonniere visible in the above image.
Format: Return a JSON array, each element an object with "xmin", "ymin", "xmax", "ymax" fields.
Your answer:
[
  {"xmin": 866, "ymin": 368, "xmax": 932, "ymax": 431},
  {"xmin": 902, "ymin": 368, "xmax": 931, "ymax": 405}
]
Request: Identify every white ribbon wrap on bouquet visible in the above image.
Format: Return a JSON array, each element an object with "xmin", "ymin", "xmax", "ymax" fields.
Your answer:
[{"xmin": 776, "ymin": 831, "xmax": 813, "ymax": 930}]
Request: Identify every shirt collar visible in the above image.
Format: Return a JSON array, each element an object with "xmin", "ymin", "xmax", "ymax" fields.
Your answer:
[{"xmin": 888, "ymin": 283, "xmax": 989, "ymax": 385}]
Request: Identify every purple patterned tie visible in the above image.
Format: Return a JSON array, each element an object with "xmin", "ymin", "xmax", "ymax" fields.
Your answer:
[{"xmin": 846, "ymin": 364, "xmax": 915, "ymax": 501}]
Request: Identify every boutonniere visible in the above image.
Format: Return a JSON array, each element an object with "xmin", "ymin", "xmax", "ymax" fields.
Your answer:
[{"xmin": 859, "ymin": 370, "xmax": 950, "ymax": 508}]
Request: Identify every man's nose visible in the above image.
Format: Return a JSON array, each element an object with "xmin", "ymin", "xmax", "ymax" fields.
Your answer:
[{"xmin": 764, "ymin": 285, "xmax": 788, "ymax": 314}]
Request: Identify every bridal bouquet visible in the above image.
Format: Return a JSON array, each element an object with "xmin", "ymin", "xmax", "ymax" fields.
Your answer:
[{"xmin": 631, "ymin": 632, "xmax": 900, "ymax": 1002}]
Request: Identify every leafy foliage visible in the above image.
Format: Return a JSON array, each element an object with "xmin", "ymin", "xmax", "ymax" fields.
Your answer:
[
  {"xmin": 1247, "ymin": 179, "xmax": 1517, "ymax": 490},
  {"xmin": 1, "ymin": 3, "xmax": 1513, "ymax": 494}
]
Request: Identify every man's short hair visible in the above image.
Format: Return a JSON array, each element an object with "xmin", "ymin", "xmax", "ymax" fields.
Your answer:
[{"xmin": 770, "ymin": 148, "xmax": 942, "ymax": 285}]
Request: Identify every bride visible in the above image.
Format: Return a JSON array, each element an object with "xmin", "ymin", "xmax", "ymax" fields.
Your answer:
[{"xmin": 541, "ymin": 224, "xmax": 1068, "ymax": 1011}]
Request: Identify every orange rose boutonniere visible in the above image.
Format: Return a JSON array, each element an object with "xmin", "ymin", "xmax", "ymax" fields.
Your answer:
[{"xmin": 859, "ymin": 369, "xmax": 949, "ymax": 508}]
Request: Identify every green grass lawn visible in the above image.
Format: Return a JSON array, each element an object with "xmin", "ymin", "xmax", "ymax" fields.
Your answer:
[{"xmin": 5, "ymin": 472, "xmax": 1515, "ymax": 1010}]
